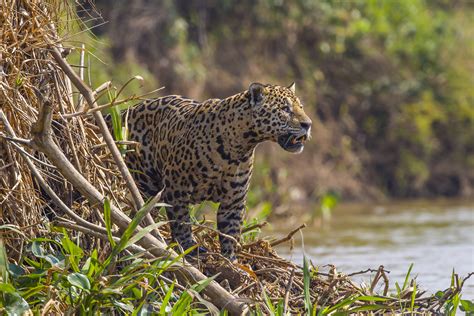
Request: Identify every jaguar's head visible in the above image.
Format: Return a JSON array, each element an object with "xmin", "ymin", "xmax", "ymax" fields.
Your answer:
[{"xmin": 248, "ymin": 82, "xmax": 312, "ymax": 154}]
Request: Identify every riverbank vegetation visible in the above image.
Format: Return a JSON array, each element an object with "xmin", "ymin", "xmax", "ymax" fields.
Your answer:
[
  {"xmin": 82, "ymin": 0, "xmax": 474, "ymax": 205},
  {"xmin": 1, "ymin": 0, "xmax": 473, "ymax": 315}
]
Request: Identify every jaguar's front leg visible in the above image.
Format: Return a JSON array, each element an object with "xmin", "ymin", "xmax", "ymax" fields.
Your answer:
[
  {"xmin": 166, "ymin": 205, "xmax": 200, "ymax": 255},
  {"xmin": 217, "ymin": 200, "xmax": 246, "ymax": 262}
]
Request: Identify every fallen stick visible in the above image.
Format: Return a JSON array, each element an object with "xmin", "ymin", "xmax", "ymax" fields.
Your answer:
[
  {"xmin": 242, "ymin": 221, "xmax": 268, "ymax": 233},
  {"xmin": 270, "ymin": 223, "xmax": 306, "ymax": 247},
  {"xmin": 283, "ymin": 268, "xmax": 295, "ymax": 315}
]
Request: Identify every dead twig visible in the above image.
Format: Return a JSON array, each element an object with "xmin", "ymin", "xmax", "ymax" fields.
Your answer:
[
  {"xmin": 242, "ymin": 221, "xmax": 268, "ymax": 233},
  {"xmin": 283, "ymin": 268, "xmax": 295, "ymax": 315},
  {"xmin": 270, "ymin": 223, "xmax": 306, "ymax": 247},
  {"xmin": 49, "ymin": 45, "xmax": 160, "ymax": 238}
]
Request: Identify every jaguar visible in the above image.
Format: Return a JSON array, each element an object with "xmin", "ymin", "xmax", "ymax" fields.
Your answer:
[{"xmin": 120, "ymin": 82, "xmax": 312, "ymax": 261}]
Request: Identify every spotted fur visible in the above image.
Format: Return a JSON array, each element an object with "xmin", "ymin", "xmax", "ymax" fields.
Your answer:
[{"xmin": 121, "ymin": 83, "xmax": 311, "ymax": 261}]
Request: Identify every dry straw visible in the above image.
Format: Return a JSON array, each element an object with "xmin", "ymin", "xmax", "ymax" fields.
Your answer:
[
  {"xmin": 0, "ymin": 0, "xmax": 470, "ymax": 314},
  {"xmin": 0, "ymin": 0, "xmax": 128, "ymax": 258}
]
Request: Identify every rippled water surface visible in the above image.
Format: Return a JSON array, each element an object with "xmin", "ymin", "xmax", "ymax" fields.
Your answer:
[{"xmin": 267, "ymin": 200, "xmax": 474, "ymax": 299}]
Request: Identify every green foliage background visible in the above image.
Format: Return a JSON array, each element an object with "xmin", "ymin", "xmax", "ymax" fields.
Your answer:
[{"xmin": 74, "ymin": 0, "xmax": 473, "ymax": 205}]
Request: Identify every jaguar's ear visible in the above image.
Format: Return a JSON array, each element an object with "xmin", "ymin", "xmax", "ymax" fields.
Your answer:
[
  {"xmin": 249, "ymin": 82, "xmax": 266, "ymax": 106},
  {"xmin": 288, "ymin": 82, "xmax": 296, "ymax": 93}
]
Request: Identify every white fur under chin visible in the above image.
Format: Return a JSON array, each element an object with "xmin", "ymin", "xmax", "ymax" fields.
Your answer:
[{"xmin": 294, "ymin": 146, "xmax": 304, "ymax": 154}]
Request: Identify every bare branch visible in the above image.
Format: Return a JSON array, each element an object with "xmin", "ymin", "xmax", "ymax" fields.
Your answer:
[
  {"xmin": 49, "ymin": 45, "xmax": 159, "ymax": 236},
  {"xmin": 270, "ymin": 223, "xmax": 306, "ymax": 247}
]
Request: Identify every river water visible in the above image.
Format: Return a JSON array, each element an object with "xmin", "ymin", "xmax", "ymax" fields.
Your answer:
[{"xmin": 267, "ymin": 200, "xmax": 474, "ymax": 299}]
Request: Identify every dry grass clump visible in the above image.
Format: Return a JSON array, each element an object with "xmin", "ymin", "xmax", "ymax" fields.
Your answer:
[{"xmin": 0, "ymin": 1, "xmax": 128, "ymax": 260}]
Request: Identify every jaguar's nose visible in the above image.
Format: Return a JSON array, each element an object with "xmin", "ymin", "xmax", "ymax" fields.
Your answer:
[{"xmin": 300, "ymin": 121, "xmax": 312, "ymax": 132}]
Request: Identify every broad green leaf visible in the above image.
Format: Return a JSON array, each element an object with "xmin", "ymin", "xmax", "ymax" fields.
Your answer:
[
  {"xmin": 30, "ymin": 241, "xmax": 65, "ymax": 268},
  {"xmin": 81, "ymin": 257, "xmax": 92, "ymax": 275},
  {"xmin": 43, "ymin": 254, "xmax": 65, "ymax": 268},
  {"xmin": 460, "ymin": 299, "xmax": 474, "ymax": 312},
  {"xmin": 61, "ymin": 233, "xmax": 84, "ymax": 261},
  {"xmin": 8, "ymin": 264, "xmax": 25, "ymax": 278},
  {"xmin": 67, "ymin": 272, "xmax": 91, "ymax": 291},
  {"xmin": 0, "ymin": 282, "xmax": 16, "ymax": 293},
  {"xmin": 3, "ymin": 292, "xmax": 30, "ymax": 316},
  {"xmin": 30, "ymin": 241, "xmax": 46, "ymax": 258}
]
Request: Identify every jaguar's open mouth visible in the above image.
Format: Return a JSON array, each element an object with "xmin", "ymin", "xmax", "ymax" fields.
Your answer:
[{"xmin": 277, "ymin": 132, "xmax": 308, "ymax": 153}]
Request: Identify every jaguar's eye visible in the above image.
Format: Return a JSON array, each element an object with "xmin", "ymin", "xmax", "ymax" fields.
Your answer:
[{"xmin": 282, "ymin": 104, "xmax": 292, "ymax": 113}]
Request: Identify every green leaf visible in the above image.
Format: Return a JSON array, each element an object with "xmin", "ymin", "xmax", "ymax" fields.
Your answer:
[
  {"xmin": 402, "ymin": 263, "xmax": 414, "ymax": 290},
  {"xmin": 61, "ymin": 233, "xmax": 83, "ymax": 257},
  {"xmin": 44, "ymin": 254, "xmax": 65, "ymax": 268},
  {"xmin": 81, "ymin": 257, "xmax": 92, "ymax": 275},
  {"xmin": 160, "ymin": 282, "xmax": 175, "ymax": 316},
  {"xmin": 3, "ymin": 292, "xmax": 30, "ymax": 316},
  {"xmin": 30, "ymin": 240, "xmax": 46, "ymax": 258},
  {"xmin": 125, "ymin": 221, "xmax": 167, "ymax": 249},
  {"xmin": 104, "ymin": 198, "xmax": 116, "ymax": 247},
  {"xmin": 410, "ymin": 281, "xmax": 417, "ymax": 311},
  {"xmin": 451, "ymin": 293, "xmax": 460, "ymax": 316},
  {"xmin": 171, "ymin": 291, "xmax": 193, "ymax": 315},
  {"xmin": 435, "ymin": 290, "xmax": 444, "ymax": 299},
  {"xmin": 137, "ymin": 303, "xmax": 155, "ymax": 316},
  {"xmin": 276, "ymin": 299, "xmax": 284, "ymax": 315},
  {"xmin": 0, "ymin": 238, "xmax": 8, "ymax": 282},
  {"xmin": 67, "ymin": 272, "xmax": 91, "ymax": 291},
  {"xmin": 191, "ymin": 274, "xmax": 217, "ymax": 293},
  {"xmin": 356, "ymin": 295, "xmax": 390, "ymax": 302},
  {"xmin": 460, "ymin": 299, "xmax": 474, "ymax": 312},
  {"xmin": 111, "ymin": 298, "xmax": 134, "ymax": 313},
  {"xmin": 0, "ymin": 282, "xmax": 16, "ymax": 293},
  {"xmin": 102, "ymin": 197, "xmax": 159, "ymax": 271},
  {"xmin": 30, "ymin": 240, "xmax": 65, "ymax": 268},
  {"xmin": 262, "ymin": 288, "xmax": 275, "ymax": 315},
  {"xmin": 323, "ymin": 296, "xmax": 357, "ymax": 314},
  {"xmin": 395, "ymin": 282, "xmax": 401, "ymax": 295}
]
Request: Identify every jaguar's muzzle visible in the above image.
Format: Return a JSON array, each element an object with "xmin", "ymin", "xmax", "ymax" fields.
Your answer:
[{"xmin": 277, "ymin": 130, "xmax": 308, "ymax": 153}]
